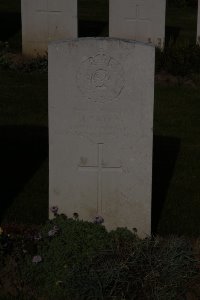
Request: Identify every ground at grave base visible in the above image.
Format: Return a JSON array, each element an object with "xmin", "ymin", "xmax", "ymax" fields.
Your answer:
[{"xmin": 1, "ymin": 217, "xmax": 200, "ymax": 300}]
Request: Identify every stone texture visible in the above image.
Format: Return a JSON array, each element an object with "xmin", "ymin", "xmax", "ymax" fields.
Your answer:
[
  {"xmin": 21, "ymin": 0, "xmax": 77, "ymax": 56},
  {"xmin": 49, "ymin": 38, "xmax": 155, "ymax": 237},
  {"xmin": 197, "ymin": 0, "xmax": 200, "ymax": 44},
  {"xmin": 109, "ymin": 0, "xmax": 166, "ymax": 48}
]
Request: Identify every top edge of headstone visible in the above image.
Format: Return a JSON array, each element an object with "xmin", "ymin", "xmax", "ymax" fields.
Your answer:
[{"xmin": 48, "ymin": 37, "xmax": 155, "ymax": 49}]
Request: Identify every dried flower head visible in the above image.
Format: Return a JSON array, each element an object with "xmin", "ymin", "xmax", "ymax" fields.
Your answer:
[
  {"xmin": 53, "ymin": 225, "xmax": 59, "ymax": 231},
  {"xmin": 32, "ymin": 255, "xmax": 42, "ymax": 263},
  {"xmin": 48, "ymin": 230, "xmax": 56, "ymax": 237},
  {"xmin": 34, "ymin": 233, "xmax": 42, "ymax": 241},
  {"xmin": 50, "ymin": 206, "xmax": 58, "ymax": 216},
  {"xmin": 93, "ymin": 215, "xmax": 104, "ymax": 225},
  {"xmin": 73, "ymin": 212, "xmax": 79, "ymax": 219},
  {"xmin": 60, "ymin": 213, "xmax": 68, "ymax": 219},
  {"xmin": 48, "ymin": 225, "xmax": 59, "ymax": 237}
]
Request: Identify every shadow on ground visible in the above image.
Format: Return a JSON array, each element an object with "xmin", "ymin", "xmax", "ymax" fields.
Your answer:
[
  {"xmin": 0, "ymin": 12, "xmax": 21, "ymax": 41},
  {"xmin": 152, "ymin": 135, "xmax": 181, "ymax": 234},
  {"xmin": 0, "ymin": 126, "xmax": 48, "ymax": 222}
]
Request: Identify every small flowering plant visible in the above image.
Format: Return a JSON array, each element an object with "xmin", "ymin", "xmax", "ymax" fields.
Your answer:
[
  {"xmin": 34, "ymin": 233, "xmax": 42, "ymax": 241},
  {"xmin": 48, "ymin": 225, "xmax": 59, "ymax": 237},
  {"xmin": 32, "ymin": 255, "xmax": 42, "ymax": 264},
  {"xmin": 73, "ymin": 212, "xmax": 79, "ymax": 220},
  {"xmin": 50, "ymin": 206, "xmax": 58, "ymax": 216},
  {"xmin": 93, "ymin": 215, "xmax": 104, "ymax": 225}
]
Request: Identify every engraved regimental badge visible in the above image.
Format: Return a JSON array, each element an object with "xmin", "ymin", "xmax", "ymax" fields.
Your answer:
[{"xmin": 77, "ymin": 53, "xmax": 125, "ymax": 102}]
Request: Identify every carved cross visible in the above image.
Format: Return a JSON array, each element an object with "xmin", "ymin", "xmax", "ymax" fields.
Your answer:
[
  {"xmin": 125, "ymin": 1, "xmax": 149, "ymax": 22},
  {"xmin": 79, "ymin": 143, "xmax": 122, "ymax": 212},
  {"xmin": 125, "ymin": 1, "xmax": 151, "ymax": 42},
  {"xmin": 36, "ymin": 0, "xmax": 62, "ymax": 39}
]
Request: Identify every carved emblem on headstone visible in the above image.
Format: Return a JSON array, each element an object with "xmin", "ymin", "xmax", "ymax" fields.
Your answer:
[{"xmin": 76, "ymin": 53, "xmax": 125, "ymax": 102}]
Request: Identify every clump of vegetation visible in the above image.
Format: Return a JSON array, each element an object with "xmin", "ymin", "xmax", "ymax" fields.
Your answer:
[
  {"xmin": 0, "ymin": 208, "xmax": 199, "ymax": 299},
  {"xmin": 20, "ymin": 55, "xmax": 48, "ymax": 73},
  {"xmin": 0, "ymin": 41, "xmax": 47, "ymax": 73},
  {"xmin": 0, "ymin": 41, "xmax": 9, "ymax": 54}
]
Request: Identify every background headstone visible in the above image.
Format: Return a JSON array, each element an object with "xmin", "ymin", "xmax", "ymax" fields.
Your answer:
[
  {"xmin": 109, "ymin": 0, "xmax": 166, "ymax": 48},
  {"xmin": 49, "ymin": 38, "xmax": 155, "ymax": 237},
  {"xmin": 197, "ymin": 0, "xmax": 200, "ymax": 44},
  {"xmin": 21, "ymin": 0, "xmax": 77, "ymax": 56}
]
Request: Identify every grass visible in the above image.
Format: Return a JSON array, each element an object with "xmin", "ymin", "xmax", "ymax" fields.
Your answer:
[
  {"xmin": 0, "ymin": 70, "xmax": 48, "ymax": 225},
  {"xmin": 166, "ymin": 6, "xmax": 197, "ymax": 44},
  {"xmin": 0, "ymin": 1, "xmax": 200, "ymax": 237},
  {"xmin": 154, "ymin": 85, "xmax": 200, "ymax": 236},
  {"xmin": 0, "ymin": 0, "xmax": 20, "ymax": 13},
  {"xmin": 79, "ymin": 0, "xmax": 108, "ymax": 22},
  {"xmin": 78, "ymin": 0, "xmax": 109, "ymax": 36},
  {"xmin": 1, "ymin": 216, "xmax": 199, "ymax": 299},
  {"xmin": 0, "ymin": 70, "xmax": 47, "ymax": 126}
]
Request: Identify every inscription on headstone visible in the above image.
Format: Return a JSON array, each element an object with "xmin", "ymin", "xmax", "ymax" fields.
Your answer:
[
  {"xmin": 109, "ymin": 0, "xmax": 166, "ymax": 48},
  {"xmin": 49, "ymin": 38, "xmax": 155, "ymax": 237},
  {"xmin": 21, "ymin": 0, "xmax": 77, "ymax": 56}
]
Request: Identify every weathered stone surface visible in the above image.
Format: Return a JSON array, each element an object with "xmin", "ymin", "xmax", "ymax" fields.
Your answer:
[
  {"xmin": 109, "ymin": 0, "xmax": 166, "ymax": 48},
  {"xmin": 21, "ymin": 0, "xmax": 77, "ymax": 56},
  {"xmin": 49, "ymin": 38, "xmax": 155, "ymax": 237}
]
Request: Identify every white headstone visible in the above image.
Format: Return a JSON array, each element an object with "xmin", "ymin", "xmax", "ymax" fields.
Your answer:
[
  {"xmin": 49, "ymin": 38, "xmax": 155, "ymax": 237},
  {"xmin": 197, "ymin": 0, "xmax": 200, "ymax": 44},
  {"xmin": 109, "ymin": 0, "xmax": 166, "ymax": 48},
  {"xmin": 21, "ymin": 0, "xmax": 77, "ymax": 56}
]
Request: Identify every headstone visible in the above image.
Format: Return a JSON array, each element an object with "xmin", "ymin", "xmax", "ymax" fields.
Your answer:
[
  {"xmin": 21, "ymin": 0, "xmax": 77, "ymax": 56},
  {"xmin": 49, "ymin": 38, "xmax": 155, "ymax": 237},
  {"xmin": 109, "ymin": 0, "xmax": 166, "ymax": 48},
  {"xmin": 197, "ymin": 0, "xmax": 200, "ymax": 44}
]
